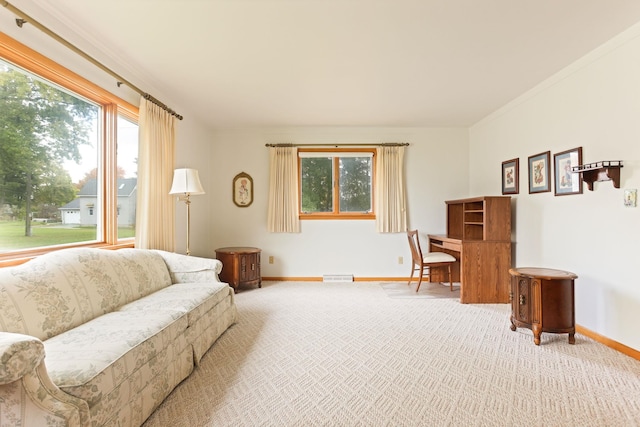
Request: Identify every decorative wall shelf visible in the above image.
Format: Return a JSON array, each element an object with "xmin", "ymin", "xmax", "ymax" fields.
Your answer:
[{"xmin": 571, "ymin": 161, "xmax": 623, "ymax": 191}]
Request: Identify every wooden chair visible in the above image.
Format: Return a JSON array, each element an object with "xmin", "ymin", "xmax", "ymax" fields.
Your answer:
[{"xmin": 407, "ymin": 229, "xmax": 456, "ymax": 292}]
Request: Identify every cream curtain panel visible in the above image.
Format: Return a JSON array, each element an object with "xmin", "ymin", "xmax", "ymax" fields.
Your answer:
[
  {"xmin": 375, "ymin": 145, "xmax": 407, "ymax": 233},
  {"xmin": 135, "ymin": 97, "xmax": 176, "ymax": 250},
  {"xmin": 267, "ymin": 146, "xmax": 300, "ymax": 233}
]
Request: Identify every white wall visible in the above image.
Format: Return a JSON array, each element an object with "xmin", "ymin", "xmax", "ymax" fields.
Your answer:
[
  {"xmin": 207, "ymin": 127, "xmax": 469, "ymax": 278},
  {"xmin": 172, "ymin": 117, "xmax": 217, "ymax": 257},
  {"xmin": 469, "ymin": 24, "xmax": 640, "ymax": 351}
]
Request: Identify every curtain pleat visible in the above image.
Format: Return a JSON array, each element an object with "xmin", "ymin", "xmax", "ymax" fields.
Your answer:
[
  {"xmin": 267, "ymin": 146, "xmax": 300, "ymax": 233},
  {"xmin": 135, "ymin": 97, "xmax": 176, "ymax": 250},
  {"xmin": 375, "ymin": 146, "xmax": 407, "ymax": 233}
]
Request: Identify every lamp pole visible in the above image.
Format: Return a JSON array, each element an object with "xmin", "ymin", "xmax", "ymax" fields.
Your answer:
[{"xmin": 185, "ymin": 193, "xmax": 192, "ymax": 256}]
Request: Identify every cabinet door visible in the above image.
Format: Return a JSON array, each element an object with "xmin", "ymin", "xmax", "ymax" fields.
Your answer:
[
  {"xmin": 238, "ymin": 253, "xmax": 258, "ymax": 282},
  {"xmin": 253, "ymin": 253, "xmax": 260, "ymax": 281},
  {"xmin": 248, "ymin": 253, "xmax": 258, "ymax": 281},
  {"xmin": 239, "ymin": 254, "xmax": 250, "ymax": 282},
  {"xmin": 515, "ymin": 277, "xmax": 531, "ymax": 323},
  {"xmin": 460, "ymin": 241, "xmax": 510, "ymax": 303}
]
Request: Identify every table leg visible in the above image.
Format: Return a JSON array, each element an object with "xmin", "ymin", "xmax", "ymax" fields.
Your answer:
[{"xmin": 533, "ymin": 324, "xmax": 541, "ymax": 345}]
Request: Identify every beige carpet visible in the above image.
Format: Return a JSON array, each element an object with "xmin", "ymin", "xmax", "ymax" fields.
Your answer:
[
  {"xmin": 381, "ymin": 281, "xmax": 460, "ymax": 299},
  {"xmin": 142, "ymin": 281, "xmax": 640, "ymax": 427}
]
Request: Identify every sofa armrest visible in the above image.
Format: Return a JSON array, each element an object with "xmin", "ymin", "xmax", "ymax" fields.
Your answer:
[
  {"xmin": 0, "ymin": 332, "xmax": 90, "ymax": 426},
  {"xmin": 153, "ymin": 250, "xmax": 224, "ymax": 284},
  {"xmin": 0, "ymin": 333, "xmax": 45, "ymax": 385}
]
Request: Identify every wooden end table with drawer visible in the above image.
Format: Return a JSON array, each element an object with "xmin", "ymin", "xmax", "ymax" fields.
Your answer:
[{"xmin": 215, "ymin": 247, "xmax": 261, "ymax": 290}]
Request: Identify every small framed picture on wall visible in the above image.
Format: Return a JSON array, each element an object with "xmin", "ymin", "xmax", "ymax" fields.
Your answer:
[
  {"xmin": 553, "ymin": 147, "xmax": 583, "ymax": 196},
  {"xmin": 501, "ymin": 158, "xmax": 519, "ymax": 195},
  {"xmin": 232, "ymin": 172, "xmax": 253, "ymax": 207},
  {"xmin": 528, "ymin": 151, "xmax": 551, "ymax": 194}
]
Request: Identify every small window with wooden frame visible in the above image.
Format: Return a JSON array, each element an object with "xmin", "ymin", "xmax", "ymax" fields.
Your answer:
[{"xmin": 298, "ymin": 148, "xmax": 376, "ymax": 220}]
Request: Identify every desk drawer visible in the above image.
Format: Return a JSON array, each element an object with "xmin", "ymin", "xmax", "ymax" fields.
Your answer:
[{"xmin": 443, "ymin": 241, "xmax": 461, "ymax": 252}]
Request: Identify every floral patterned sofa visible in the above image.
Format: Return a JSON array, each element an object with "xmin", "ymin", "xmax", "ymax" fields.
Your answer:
[{"xmin": 0, "ymin": 248, "xmax": 237, "ymax": 427}]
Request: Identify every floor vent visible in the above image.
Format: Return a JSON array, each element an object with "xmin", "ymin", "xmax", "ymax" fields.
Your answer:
[{"xmin": 323, "ymin": 274, "xmax": 354, "ymax": 283}]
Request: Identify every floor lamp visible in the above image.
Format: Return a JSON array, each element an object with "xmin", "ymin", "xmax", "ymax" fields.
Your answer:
[{"xmin": 169, "ymin": 168, "xmax": 205, "ymax": 255}]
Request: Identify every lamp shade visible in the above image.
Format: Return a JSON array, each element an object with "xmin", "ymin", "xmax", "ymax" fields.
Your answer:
[{"xmin": 169, "ymin": 168, "xmax": 205, "ymax": 195}]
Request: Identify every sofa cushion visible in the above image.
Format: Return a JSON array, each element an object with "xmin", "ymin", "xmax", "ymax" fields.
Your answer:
[
  {"xmin": 43, "ymin": 310, "xmax": 187, "ymax": 408},
  {"xmin": 0, "ymin": 248, "xmax": 172, "ymax": 340},
  {"xmin": 118, "ymin": 282, "xmax": 232, "ymax": 327}
]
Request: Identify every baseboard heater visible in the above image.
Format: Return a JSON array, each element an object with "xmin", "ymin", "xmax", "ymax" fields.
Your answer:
[{"xmin": 322, "ymin": 274, "xmax": 354, "ymax": 283}]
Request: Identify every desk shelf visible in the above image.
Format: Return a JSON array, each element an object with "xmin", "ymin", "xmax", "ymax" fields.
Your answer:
[{"xmin": 447, "ymin": 196, "xmax": 511, "ymax": 242}]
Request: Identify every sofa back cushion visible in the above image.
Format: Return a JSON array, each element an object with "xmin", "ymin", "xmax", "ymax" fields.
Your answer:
[{"xmin": 0, "ymin": 248, "xmax": 172, "ymax": 340}]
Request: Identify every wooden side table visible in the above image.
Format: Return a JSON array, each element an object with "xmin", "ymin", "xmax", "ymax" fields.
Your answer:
[
  {"xmin": 215, "ymin": 247, "xmax": 261, "ymax": 290},
  {"xmin": 509, "ymin": 267, "xmax": 577, "ymax": 345}
]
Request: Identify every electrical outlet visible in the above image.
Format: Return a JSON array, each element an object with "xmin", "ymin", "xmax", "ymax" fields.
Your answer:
[
  {"xmin": 268, "ymin": 256, "xmax": 274, "ymax": 264},
  {"xmin": 398, "ymin": 256, "xmax": 403, "ymax": 265}
]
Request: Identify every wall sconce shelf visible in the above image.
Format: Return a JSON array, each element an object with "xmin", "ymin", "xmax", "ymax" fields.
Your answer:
[{"xmin": 571, "ymin": 160, "xmax": 623, "ymax": 191}]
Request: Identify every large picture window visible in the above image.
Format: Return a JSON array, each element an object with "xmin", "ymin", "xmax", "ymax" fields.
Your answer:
[
  {"xmin": 0, "ymin": 34, "xmax": 138, "ymax": 263},
  {"xmin": 299, "ymin": 148, "xmax": 375, "ymax": 219}
]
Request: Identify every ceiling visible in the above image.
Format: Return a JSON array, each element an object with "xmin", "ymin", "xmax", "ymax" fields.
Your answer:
[{"xmin": 8, "ymin": 0, "xmax": 640, "ymax": 128}]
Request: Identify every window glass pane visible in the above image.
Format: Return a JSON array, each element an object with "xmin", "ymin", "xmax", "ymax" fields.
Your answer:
[
  {"xmin": 0, "ymin": 59, "xmax": 100, "ymax": 253},
  {"xmin": 339, "ymin": 157, "xmax": 372, "ymax": 212},
  {"xmin": 116, "ymin": 116, "xmax": 138, "ymax": 239},
  {"xmin": 300, "ymin": 157, "xmax": 333, "ymax": 213}
]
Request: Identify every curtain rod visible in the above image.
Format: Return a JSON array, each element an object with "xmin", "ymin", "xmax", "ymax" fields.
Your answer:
[
  {"xmin": 265, "ymin": 143, "xmax": 409, "ymax": 147},
  {"xmin": 2, "ymin": 1, "xmax": 183, "ymax": 120}
]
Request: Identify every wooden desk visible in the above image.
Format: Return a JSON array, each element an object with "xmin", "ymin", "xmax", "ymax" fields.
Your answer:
[
  {"xmin": 428, "ymin": 235, "xmax": 511, "ymax": 303},
  {"xmin": 427, "ymin": 196, "xmax": 512, "ymax": 304}
]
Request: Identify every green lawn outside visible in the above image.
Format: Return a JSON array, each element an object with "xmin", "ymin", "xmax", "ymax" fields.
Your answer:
[{"xmin": 0, "ymin": 221, "xmax": 135, "ymax": 251}]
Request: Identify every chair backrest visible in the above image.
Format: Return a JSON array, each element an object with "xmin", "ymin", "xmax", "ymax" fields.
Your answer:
[{"xmin": 407, "ymin": 229, "xmax": 423, "ymax": 264}]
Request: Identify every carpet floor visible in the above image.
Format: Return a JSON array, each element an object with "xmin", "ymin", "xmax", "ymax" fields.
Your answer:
[{"xmin": 142, "ymin": 281, "xmax": 640, "ymax": 427}]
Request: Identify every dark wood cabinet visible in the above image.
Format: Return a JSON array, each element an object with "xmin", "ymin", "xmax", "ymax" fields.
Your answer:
[
  {"xmin": 509, "ymin": 267, "xmax": 577, "ymax": 345},
  {"xmin": 429, "ymin": 196, "xmax": 512, "ymax": 303},
  {"xmin": 215, "ymin": 247, "xmax": 261, "ymax": 290}
]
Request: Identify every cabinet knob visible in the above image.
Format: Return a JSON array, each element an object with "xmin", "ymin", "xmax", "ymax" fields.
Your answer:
[
  {"xmin": 519, "ymin": 295, "xmax": 526, "ymax": 305},
  {"xmin": 509, "ymin": 291, "xmax": 513, "ymax": 302},
  {"xmin": 251, "ymin": 263, "xmax": 255, "ymax": 271}
]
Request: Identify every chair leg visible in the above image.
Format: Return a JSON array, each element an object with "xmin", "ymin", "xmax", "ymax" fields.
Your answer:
[
  {"xmin": 416, "ymin": 267, "xmax": 425, "ymax": 292},
  {"xmin": 448, "ymin": 264, "xmax": 453, "ymax": 292},
  {"xmin": 408, "ymin": 266, "xmax": 415, "ymax": 287}
]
